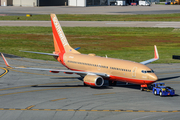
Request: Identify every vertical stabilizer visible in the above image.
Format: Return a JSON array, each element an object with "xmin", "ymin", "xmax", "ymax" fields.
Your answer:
[{"xmin": 50, "ymin": 14, "xmax": 80, "ymax": 54}]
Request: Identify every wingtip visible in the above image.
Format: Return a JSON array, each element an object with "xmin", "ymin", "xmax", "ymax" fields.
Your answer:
[
  {"xmin": 1, "ymin": 53, "xmax": 10, "ymax": 67},
  {"xmin": 154, "ymin": 45, "xmax": 159, "ymax": 59}
]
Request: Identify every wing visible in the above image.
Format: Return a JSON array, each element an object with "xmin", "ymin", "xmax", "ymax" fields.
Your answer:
[
  {"xmin": 1, "ymin": 53, "xmax": 109, "ymax": 78},
  {"xmin": 140, "ymin": 45, "xmax": 159, "ymax": 65}
]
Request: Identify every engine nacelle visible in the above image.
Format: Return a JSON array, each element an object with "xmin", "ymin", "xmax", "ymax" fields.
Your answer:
[{"xmin": 83, "ymin": 75, "xmax": 104, "ymax": 87}]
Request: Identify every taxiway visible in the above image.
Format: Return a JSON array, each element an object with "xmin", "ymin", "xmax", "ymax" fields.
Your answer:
[
  {"xmin": 0, "ymin": 55, "xmax": 180, "ymax": 120},
  {"xmin": 0, "ymin": 21, "xmax": 180, "ymax": 28}
]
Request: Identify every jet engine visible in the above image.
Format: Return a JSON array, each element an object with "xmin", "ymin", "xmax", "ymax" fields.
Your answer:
[{"xmin": 83, "ymin": 75, "xmax": 104, "ymax": 87}]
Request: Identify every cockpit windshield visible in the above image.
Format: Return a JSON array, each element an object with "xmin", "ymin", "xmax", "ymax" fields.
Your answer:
[
  {"xmin": 158, "ymin": 83, "xmax": 165, "ymax": 86},
  {"xmin": 141, "ymin": 69, "xmax": 154, "ymax": 74}
]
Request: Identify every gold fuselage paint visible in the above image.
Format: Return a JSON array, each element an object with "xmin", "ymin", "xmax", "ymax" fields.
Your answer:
[{"xmin": 63, "ymin": 53, "xmax": 158, "ymax": 84}]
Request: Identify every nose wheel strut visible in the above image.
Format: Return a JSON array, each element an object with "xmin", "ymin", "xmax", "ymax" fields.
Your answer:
[{"xmin": 141, "ymin": 84, "xmax": 151, "ymax": 92}]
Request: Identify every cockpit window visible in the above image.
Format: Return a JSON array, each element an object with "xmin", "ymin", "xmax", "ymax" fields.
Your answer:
[{"xmin": 141, "ymin": 69, "xmax": 154, "ymax": 74}]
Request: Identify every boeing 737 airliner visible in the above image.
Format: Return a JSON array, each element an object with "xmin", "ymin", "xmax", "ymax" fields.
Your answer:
[{"xmin": 1, "ymin": 14, "xmax": 159, "ymax": 90}]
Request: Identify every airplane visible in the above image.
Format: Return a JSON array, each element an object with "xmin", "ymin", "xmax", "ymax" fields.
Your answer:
[{"xmin": 1, "ymin": 13, "xmax": 159, "ymax": 91}]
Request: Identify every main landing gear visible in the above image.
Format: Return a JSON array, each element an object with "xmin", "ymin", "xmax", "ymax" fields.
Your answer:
[{"xmin": 109, "ymin": 81, "xmax": 117, "ymax": 86}]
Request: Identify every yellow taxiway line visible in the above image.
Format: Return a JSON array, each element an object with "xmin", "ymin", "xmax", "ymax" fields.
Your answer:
[
  {"xmin": 0, "ymin": 107, "xmax": 179, "ymax": 113},
  {"xmin": 0, "ymin": 67, "xmax": 8, "ymax": 78}
]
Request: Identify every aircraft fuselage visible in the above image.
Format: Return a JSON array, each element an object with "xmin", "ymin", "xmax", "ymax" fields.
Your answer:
[{"xmin": 62, "ymin": 53, "xmax": 158, "ymax": 85}]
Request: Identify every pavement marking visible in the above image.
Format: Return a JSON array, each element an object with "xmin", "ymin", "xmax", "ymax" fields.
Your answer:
[
  {"xmin": 26, "ymin": 105, "xmax": 35, "ymax": 110},
  {"xmin": 0, "ymin": 67, "xmax": 9, "ymax": 78},
  {"xmin": 0, "ymin": 108, "xmax": 180, "ymax": 113},
  {"xmin": 0, "ymin": 85, "xmax": 33, "ymax": 91},
  {"xmin": 93, "ymin": 92, "xmax": 116, "ymax": 95},
  {"xmin": 50, "ymin": 98, "xmax": 67, "ymax": 102}
]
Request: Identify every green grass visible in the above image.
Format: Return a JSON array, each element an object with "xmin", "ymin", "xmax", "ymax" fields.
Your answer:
[
  {"xmin": 1, "ymin": 26, "xmax": 180, "ymax": 63},
  {"xmin": 0, "ymin": 13, "xmax": 180, "ymax": 21}
]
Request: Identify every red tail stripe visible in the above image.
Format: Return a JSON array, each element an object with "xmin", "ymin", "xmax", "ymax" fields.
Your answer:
[{"xmin": 51, "ymin": 17, "xmax": 65, "ymax": 54}]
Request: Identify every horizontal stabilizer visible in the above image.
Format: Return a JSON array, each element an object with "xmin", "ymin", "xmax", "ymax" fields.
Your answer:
[
  {"xmin": 74, "ymin": 47, "xmax": 81, "ymax": 50},
  {"xmin": 20, "ymin": 50, "xmax": 59, "ymax": 56}
]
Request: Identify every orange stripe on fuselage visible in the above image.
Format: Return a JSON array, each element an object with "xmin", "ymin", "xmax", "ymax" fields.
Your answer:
[
  {"xmin": 109, "ymin": 75, "xmax": 155, "ymax": 85},
  {"xmin": 65, "ymin": 66, "xmax": 155, "ymax": 85}
]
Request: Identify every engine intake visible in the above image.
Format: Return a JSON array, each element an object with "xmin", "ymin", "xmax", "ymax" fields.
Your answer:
[{"xmin": 83, "ymin": 75, "xmax": 104, "ymax": 87}]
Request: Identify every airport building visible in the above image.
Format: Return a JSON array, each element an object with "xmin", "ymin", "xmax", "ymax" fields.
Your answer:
[
  {"xmin": 0, "ymin": 0, "xmax": 12, "ymax": 6},
  {"xmin": 1, "ymin": 0, "xmax": 67, "ymax": 7},
  {"xmin": 0, "ymin": 0, "xmax": 155, "ymax": 7}
]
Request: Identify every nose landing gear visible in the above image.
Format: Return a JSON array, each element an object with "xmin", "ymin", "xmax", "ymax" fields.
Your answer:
[{"xmin": 140, "ymin": 84, "xmax": 151, "ymax": 92}]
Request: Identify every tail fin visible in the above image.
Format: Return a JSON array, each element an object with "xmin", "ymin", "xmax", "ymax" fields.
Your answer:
[{"xmin": 50, "ymin": 14, "xmax": 80, "ymax": 54}]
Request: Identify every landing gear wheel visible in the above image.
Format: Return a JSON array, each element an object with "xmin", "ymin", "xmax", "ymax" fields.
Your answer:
[
  {"xmin": 140, "ymin": 87, "xmax": 144, "ymax": 91},
  {"xmin": 109, "ymin": 81, "xmax": 117, "ymax": 86}
]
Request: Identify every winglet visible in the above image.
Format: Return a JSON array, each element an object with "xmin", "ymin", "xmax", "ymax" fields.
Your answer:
[
  {"xmin": 1, "ymin": 53, "xmax": 10, "ymax": 67},
  {"xmin": 154, "ymin": 45, "xmax": 159, "ymax": 59},
  {"xmin": 140, "ymin": 45, "xmax": 159, "ymax": 65}
]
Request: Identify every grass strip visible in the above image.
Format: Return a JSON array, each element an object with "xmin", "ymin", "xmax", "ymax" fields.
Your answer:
[
  {"xmin": 0, "ymin": 14, "xmax": 180, "ymax": 21},
  {"xmin": 0, "ymin": 26, "xmax": 180, "ymax": 63}
]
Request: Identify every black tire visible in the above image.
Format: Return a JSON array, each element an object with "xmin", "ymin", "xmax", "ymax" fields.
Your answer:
[
  {"xmin": 109, "ymin": 81, "xmax": 117, "ymax": 86},
  {"xmin": 140, "ymin": 87, "xmax": 144, "ymax": 91}
]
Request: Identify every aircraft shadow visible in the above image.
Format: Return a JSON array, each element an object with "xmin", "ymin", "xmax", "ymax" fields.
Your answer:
[
  {"xmin": 51, "ymin": 77, "xmax": 81, "ymax": 80},
  {"xmin": 158, "ymin": 76, "xmax": 180, "ymax": 81},
  {"xmin": 32, "ymin": 85, "xmax": 87, "ymax": 88},
  {"xmin": 32, "ymin": 84, "xmax": 113, "ymax": 89},
  {"xmin": 114, "ymin": 84, "xmax": 141, "ymax": 90},
  {"xmin": 157, "ymin": 94, "xmax": 179, "ymax": 97},
  {"xmin": 90, "ymin": 86, "xmax": 113, "ymax": 89},
  {"xmin": 1, "ymin": 53, "xmax": 22, "ymax": 58}
]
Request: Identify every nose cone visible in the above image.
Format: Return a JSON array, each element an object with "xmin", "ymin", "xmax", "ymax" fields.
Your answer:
[{"xmin": 149, "ymin": 73, "xmax": 158, "ymax": 81}]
